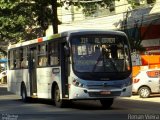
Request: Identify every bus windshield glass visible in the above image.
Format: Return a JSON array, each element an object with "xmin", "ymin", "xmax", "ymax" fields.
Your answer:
[{"xmin": 71, "ymin": 35, "xmax": 131, "ymax": 73}]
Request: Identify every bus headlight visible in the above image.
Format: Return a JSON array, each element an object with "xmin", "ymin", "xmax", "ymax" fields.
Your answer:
[{"xmin": 72, "ymin": 79, "xmax": 84, "ymax": 88}]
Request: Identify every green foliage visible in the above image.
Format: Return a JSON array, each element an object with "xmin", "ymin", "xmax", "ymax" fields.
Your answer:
[
  {"xmin": 127, "ymin": 0, "xmax": 156, "ymax": 8},
  {"xmin": 0, "ymin": 0, "xmax": 65, "ymax": 46},
  {"xmin": 121, "ymin": 10, "xmax": 146, "ymax": 53},
  {"xmin": 65, "ymin": 0, "xmax": 116, "ymax": 17},
  {"xmin": 122, "ymin": 0, "xmax": 156, "ymax": 52},
  {"xmin": 146, "ymin": 0, "xmax": 156, "ymax": 4},
  {"xmin": 0, "ymin": 0, "xmax": 53, "ymax": 45},
  {"xmin": 81, "ymin": 2, "xmax": 98, "ymax": 17}
]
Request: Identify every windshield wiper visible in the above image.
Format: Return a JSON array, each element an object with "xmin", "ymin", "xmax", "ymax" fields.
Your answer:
[
  {"xmin": 92, "ymin": 54, "xmax": 102, "ymax": 72},
  {"xmin": 108, "ymin": 59, "xmax": 118, "ymax": 72}
]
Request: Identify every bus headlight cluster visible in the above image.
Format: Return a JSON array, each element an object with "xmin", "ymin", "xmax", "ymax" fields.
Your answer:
[
  {"xmin": 125, "ymin": 79, "xmax": 132, "ymax": 86},
  {"xmin": 72, "ymin": 79, "xmax": 84, "ymax": 88}
]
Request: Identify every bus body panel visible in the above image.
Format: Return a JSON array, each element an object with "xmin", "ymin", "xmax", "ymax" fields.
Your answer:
[
  {"xmin": 7, "ymin": 69, "xmax": 30, "ymax": 96},
  {"xmin": 120, "ymin": 84, "xmax": 132, "ymax": 97},
  {"xmin": 36, "ymin": 67, "xmax": 62, "ymax": 99}
]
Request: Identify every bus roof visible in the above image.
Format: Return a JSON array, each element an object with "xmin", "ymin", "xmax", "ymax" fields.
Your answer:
[
  {"xmin": 62, "ymin": 29, "xmax": 126, "ymax": 36},
  {"xmin": 8, "ymin": 33, "xmax": 62, "ymax": 50},
  {"xmin": 8, "ymin": 29, "xmax": 126, "ymax": 50}
]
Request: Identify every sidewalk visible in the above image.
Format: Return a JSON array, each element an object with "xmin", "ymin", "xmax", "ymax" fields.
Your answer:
[
  {"xmin": 120, "ymin": 94, "xmax": 160, "ymax": 103},
  {"xmin": 0, "ymin": 84, "xmax": 14, "ymax": 96},
  {"xmin": 0, "ymin": 83, "xmax": 7, "ymax": 87}
]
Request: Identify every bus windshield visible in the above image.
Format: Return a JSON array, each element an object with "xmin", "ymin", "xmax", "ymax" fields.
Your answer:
[{"xmin": 71, "ymin": 35, "xmax": 131, "ymax": 73}]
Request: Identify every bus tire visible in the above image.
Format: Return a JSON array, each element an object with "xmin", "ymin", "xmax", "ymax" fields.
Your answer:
[
  {"xmin": 21, "ymin": 85, "xmax": 28, "ymax": 102},
  {"xmin": 54, "ymin": 85, "xmax": 66, "ymax": 108},
  {"xmin": 100, "ymin": 98, "xmax": 114, "ymax": 109}
]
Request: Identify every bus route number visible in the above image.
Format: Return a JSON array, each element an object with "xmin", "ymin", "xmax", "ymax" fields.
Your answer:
[{"xmin": 81, "ymin": 38, "xmax": 88, "ymax": 44}]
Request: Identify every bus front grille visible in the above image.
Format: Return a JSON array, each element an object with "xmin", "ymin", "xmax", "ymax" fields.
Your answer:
[
  {"xmin": 88, "ymin": 91, "xmax": 121, "ymax": 97},
  {"xmin": 87, "ymin": 85, "xmax": 122, "ymax": 90}
]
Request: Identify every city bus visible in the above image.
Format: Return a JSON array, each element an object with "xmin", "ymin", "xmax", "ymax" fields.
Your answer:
[{"xmin": 7, "ymin": 30, "xmax": 132, "ymax": 108}]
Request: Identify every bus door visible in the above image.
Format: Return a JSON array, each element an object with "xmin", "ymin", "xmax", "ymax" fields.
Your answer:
[
  {"xmin": 60, "ymin": 43, "xmax": 69, "ymax": 99},
  {"xmin": 29, "ymin": 47, "xmax": 37, "ymax": 96}
]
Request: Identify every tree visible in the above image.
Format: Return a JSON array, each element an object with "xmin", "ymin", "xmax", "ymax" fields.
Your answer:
[
  {"xmin": 0, "ymin": 0, "xmax": 118, "ymax": 54},
  {"xmin": 121, "ymin": 8, "xmax": 159, "ymax": 53},
  {"xmin": 51, "ymin": 0, "xmax": 59, "ymax": 34},
  {"xmin": 127, "ymin": 0, "xmax": 156, "ymax": 8},
  {"xmin": 121, "ymin": 10, "xmax": 145, "ymax": 52},
  {"xmin": 0, "ymin": 0, "xmax": 53, "ymax": 39},
  {"xmin": 79, "ymin": 0, "xmax": 115, "ymax": 17}
]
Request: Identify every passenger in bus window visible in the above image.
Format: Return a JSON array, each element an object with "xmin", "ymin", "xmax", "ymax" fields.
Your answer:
[
  {"xmin": 21, "ymin": 59, "xmax": 28, "ymax": 68},
  {"xmin": 94, "ymin": 45, "xmax": 100, "ymax": 52},
  {"xmin": 21, "ymin": 60, "xmax": 25, "ymax": 68},
  {"xmin": 39, "ymin": 57, "xmax": 42, "ymax": 66},
  {"xmin": 110, "ymin": 45, "xmax": 118, "ymax": 59},
  {"xmin": 16, "ymin": 60, "xmax": 20, "ymax": 68},
  {"xmin": 39, "ymin": 56, "xmax": 48, "ymax": 66},
  {"xmin": 10, "ymin": 60, "xmax": 14, "ymax": 69},
  {"xmin": 102, "ymin": 45, "xmax": 110, "ymax": 58}
]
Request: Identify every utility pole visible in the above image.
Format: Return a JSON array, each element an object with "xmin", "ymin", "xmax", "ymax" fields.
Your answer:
[{"xmin": 51, "ymin": 0, "xmax": 58, "ymax": 34}]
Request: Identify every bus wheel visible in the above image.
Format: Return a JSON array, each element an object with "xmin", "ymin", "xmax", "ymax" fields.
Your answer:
[
  {"xmin": 21, "ymin": 85, "xmax": 28, "ymax": 102},
  {"xmin": 100, "ymin": 98, "xmax": 114, "ymax": 109},
  {"xmin": 138, "ymin": 87, "xmax": 151, "ymax": 98},
  {"xmin": 54, "ymin": 85, "xmax": 65, "ymax": 108}
]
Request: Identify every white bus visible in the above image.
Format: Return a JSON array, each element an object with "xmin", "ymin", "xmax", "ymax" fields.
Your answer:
[{"xmin": 7, "ymin": 30, "xmax": 132, "ymax": 108}]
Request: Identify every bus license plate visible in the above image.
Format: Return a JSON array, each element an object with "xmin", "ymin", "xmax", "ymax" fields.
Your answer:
[{"xmin": 100, "ymin": 91, "xmax": 111, "ymax": 95}]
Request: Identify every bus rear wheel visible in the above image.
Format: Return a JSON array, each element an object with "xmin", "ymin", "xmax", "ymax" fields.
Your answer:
[
  {"xmin": 21, "ymin": 85, "xmax": 28, "ymax": 102},
  {"xmin": 54, "ymin": 85, "xmax": 66, "ymax": 108},
  {"xmin": 100, "ymin": 98, "xmax": 114, "ymax": 109}
]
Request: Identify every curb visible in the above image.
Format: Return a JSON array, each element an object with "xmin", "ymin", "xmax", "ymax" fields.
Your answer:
[
  {"xmin": 120, "ymin": 95, "xmax": 160, "ymax": 103},
  {"xmin": 0, "ymin": 84, "xmax": 7, "ymax": 88}
]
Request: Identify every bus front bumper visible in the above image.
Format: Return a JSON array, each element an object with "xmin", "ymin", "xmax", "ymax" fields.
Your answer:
[{"xmin": 69, "ymin": 85, "xmax": 132, "ymax": 100}]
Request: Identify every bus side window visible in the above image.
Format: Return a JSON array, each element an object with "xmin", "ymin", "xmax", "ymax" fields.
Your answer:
[
  {"xmin": 39, "ymin": 56, "xmax": 48, "ymax": 66},
  {"xmin": 13, "ymin": 50, "xmax": 17, "ymax": 69},
  {"xmin": 15, "ymin": 49, "xmax": 21, "ymax": 69},
  {"xmin": 50, "ymin": 56, "xmax": 59, "ymax": 65},
  {"xmin": 21, "ymin": 47, "xmax": 28, "ymax": 68},
  {"xmin": 9, "ymin": 51, "xmax": 14, "ymax": 69},
  {"xmin": 38, "ymin": 44, "xmax": 48, "ymax": 67},
  {"xmin": 48, "ymin": 42, "xmax": 59, "ymax": 66}
]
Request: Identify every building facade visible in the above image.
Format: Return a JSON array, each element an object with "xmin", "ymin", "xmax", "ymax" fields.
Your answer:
[{"xmin": 46, "ymin": 0, "xmax": 160, "ymax": 54}]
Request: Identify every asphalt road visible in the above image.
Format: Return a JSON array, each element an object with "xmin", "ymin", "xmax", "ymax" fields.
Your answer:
[{"xmin": 0, "ymin": 85, "xmax": 160, "ymax": 120}]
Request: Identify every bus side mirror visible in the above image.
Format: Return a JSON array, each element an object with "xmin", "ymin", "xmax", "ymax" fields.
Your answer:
[{"xmin": 64, "ymin": 45, "xmax": 70, "ymax": 57}]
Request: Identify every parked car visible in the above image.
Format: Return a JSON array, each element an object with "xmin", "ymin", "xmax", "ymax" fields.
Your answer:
[
  {"xmin": 0, "ymin": 70, "xmax": 7, "ymax": 84},
  {"xmin": 132, "ymin": 68, "xmax": 160, "ymax": 98}
]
